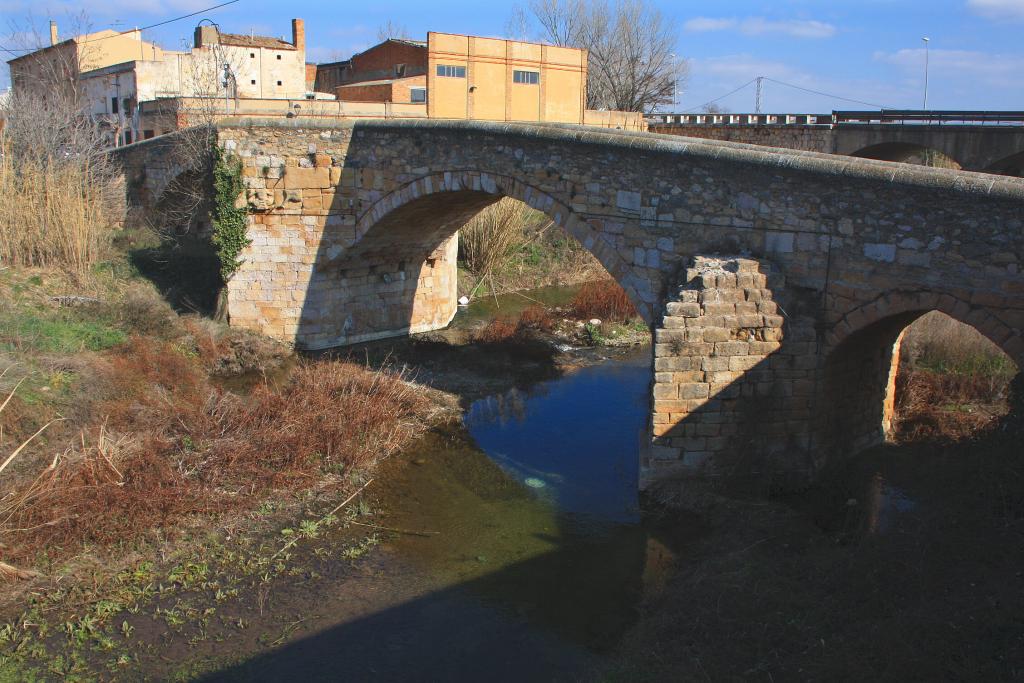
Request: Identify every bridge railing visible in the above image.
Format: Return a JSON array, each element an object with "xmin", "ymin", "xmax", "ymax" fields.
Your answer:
[
  {"xmin": 648, "ymin": 110, "xmax": 1024, "ymax": 127},
  {"xmin": 833, "ymin": 110, "xmax": 1024, "ymax": 125}
]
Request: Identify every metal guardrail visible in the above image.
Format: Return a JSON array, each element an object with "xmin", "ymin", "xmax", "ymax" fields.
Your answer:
[{"xmin": 648, "ymin": 110, "xmax": 1024, "ymax": 127}]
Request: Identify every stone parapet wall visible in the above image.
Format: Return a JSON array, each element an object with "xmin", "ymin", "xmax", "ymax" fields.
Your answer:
[{"xmin": 649, "ymin": 124, "xmax": 835, "ymax": 154}]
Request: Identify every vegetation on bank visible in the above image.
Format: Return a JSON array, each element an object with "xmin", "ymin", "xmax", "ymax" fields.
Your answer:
[
  {"xmin": 896, "ymin": 311, "xmax": 1018, "ymax": 440},
  {"xmin": 457, "ymin": 199, "xmax": 606, "ymax": 297},
  {"xmin": 470, "ymin": 279, "xmax": 649, "ymax": 348}
]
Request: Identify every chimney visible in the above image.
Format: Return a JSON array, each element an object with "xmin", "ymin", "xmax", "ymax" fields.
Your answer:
[
  {"xmin": 49, "ymin": 21, "xmax": 58, "ymax": 46},
  {"xmin": 292, "ymin": 18, "xmax": 305, "ymax": 52},
  {"xmin": 194, "ymin": 24, "xmax": 219, "ymax": 49}
]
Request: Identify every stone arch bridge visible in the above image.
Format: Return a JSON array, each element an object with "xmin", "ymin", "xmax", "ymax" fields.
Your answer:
[
  {"xmin": 649, "ymin": 121, "xmax": 1024, "ymax": 175},
  {"xmin": 116, "ymin": 119, "xmax": 1024, "ymax": 488}
]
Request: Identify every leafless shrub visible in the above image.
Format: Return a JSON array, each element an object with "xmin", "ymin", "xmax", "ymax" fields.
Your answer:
[
  {"xmin": 571, "ymin": 279, "xmax": 637, "ymax": 322},
  {"xmin": 460, "ymin": 198, "xmax": 551, "ymax": 278}
]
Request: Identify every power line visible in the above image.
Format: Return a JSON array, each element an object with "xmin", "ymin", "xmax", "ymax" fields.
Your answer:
[
  {"xmin": 761, "ymin": 77, "xmax": 890, "ymax": 110},
  {"xmin": 681, "ymin": 78, "xmax": 758, "ymax": 113},
  {"xmin": 0, "ymin": 0, "xmax": 240, "ymax": 56}
]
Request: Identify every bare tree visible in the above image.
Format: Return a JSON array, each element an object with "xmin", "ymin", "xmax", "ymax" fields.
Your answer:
[
  {"xmin": 702, "ymin": 103, "xmax": 730, "ymax": 114},
  {"xmin": 514, "ymin": 0, "xmax": 686, "ymax": 113},
  {"xmin": 376, "ymin": 20, "xmax": 410, "ymax": 42}
]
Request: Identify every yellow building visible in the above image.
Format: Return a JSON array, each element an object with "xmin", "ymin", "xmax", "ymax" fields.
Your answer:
[
  {"xmin": 319, "ymin": 32, "xmax": 643, "ymax": 130},
  {"xmin": 426, "ymin": 32, "xmax": 587, "ymax": 124}
]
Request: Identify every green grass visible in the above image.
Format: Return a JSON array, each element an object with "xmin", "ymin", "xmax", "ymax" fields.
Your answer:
[{"xmin": 0, "ymin": 310, "xmax": 126, "ymax": 353}]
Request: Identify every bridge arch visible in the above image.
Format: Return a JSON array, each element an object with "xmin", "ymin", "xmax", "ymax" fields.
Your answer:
[
  {"xmin": 819, "ymin": 291, "xmax": 1021, "ymax": 460},
  {"xmin": 986, "ymin": 150, "xmax": 1024, "ymax": 177},
  {"xmin": 849, "ymin": 142, "xmax": 962, "ymax": 169},
  {"xmin": 337, "ymin": 170, "xmax": 648, "ymax": 319}
]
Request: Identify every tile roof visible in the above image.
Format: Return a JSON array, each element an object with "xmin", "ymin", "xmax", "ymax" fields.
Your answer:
[{"xmin": 218, "ymin": 33, "xmax": 296, "ymax": 50}]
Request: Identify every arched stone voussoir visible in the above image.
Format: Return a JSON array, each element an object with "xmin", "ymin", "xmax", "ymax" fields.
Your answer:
[{"xmin": 827, "ymin": 289, "xmax": 1022, "ymax": 366}]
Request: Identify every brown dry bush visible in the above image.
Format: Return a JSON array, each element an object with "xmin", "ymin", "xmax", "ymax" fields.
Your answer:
[
  {"xmin": 517, "ymin": 305, "xmax": 555, "ymax": 332},
  {"xmin": 472, "ymin": 318, "xmax": 520, "ymax": 344},
  {"xmin": 571, "ymin": 279, "xmax": 637, "ymax": 322},
  {"xmin": 0, "ymin": 352, "xmax": 433, "ymax": 566}
]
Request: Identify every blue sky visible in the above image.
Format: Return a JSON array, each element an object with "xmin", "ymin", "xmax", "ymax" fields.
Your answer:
[{"xmin": 3, "ymin": 0, "xmax": 1023, "ymax": 111}]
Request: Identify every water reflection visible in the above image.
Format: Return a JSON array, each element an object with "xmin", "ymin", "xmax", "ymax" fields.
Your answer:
[
  {"xmin": 865, "ymin": 472, "xmax": 917, "ymax": 535},
  {"xmin": 465, "ymin": 346, "xmax": 652, "ymax": 525}
]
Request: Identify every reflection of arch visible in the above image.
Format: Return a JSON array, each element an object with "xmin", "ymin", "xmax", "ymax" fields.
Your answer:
[
  {"xmin": 849, "ymin": 142, "xmax": 962, "ymax": 169},
  {"xmin": 820, "ymin": 291, "xmax": 1021, "ymax": 459},
  {"xmin": 986, "ymin": 150, "xmax": 1024, "ymax": 177},
  {"xmin": 339, "ymin": 170, "xmax": 650, "ymax": 321}
]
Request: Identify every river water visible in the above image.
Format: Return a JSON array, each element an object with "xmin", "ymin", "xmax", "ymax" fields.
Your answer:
[
  {"xmin": 206, "ymin": 337, "xmax": 683, "ymax": 682},
  {"xmin": 202, "ymin": 286, "xmax": 1020, "ymax": 682}
]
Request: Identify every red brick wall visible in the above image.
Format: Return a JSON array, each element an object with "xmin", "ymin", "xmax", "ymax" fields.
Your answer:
[
  {"xmin": 335, "ymin": 82, "xmax": 393, "ymax": 102},
  {"xmin": 335, "ymin": 75, "xmax": 426, "ymax": 103},
  {"xmin": 349, "ymin": 41, "xmax": 426, "ymax": 82}
]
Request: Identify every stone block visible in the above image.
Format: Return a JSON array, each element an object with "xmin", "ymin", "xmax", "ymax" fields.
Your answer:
[
  {"xmin": 715, "ymin": 341, "xmax": 750, "ymax": 356},
  {"xmin": 284, "ymin": 167, "xmax": 330, "ymax": 189},
  {"xmin": 678, "ymin": 383, "xmax": 710, "ymax": 399}
]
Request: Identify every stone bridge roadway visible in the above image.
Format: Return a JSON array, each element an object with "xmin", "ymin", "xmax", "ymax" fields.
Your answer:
[
  {"xmin": 116, "ymin": 119, "xmax": 1024, "ymax": 489},
  {"xmin": 649, "ymin": 122, "xmax": 1024, "ymax": 175}
]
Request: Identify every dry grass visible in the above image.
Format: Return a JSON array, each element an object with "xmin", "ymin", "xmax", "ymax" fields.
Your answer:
[
  {"xmin": 0, "ymin": 95, "xmax": 122, "ymax": 275},
  {"xmin": 472, "ymin": 318, "xmax": 521, "ymax": 344},
  {"xmin": 459, "ymin": 198, "xmax": 542, "ymax": 279},
  {"xmin": 895, "ymin": 311, "xmax": 1018, "ymax": 441},
  {"xmin": 571, "ymin": 279, "xmax": 638, "ymax": 322},
  {"xmin": 0, "ymin": 340, "xmax": 433, "ymax": 567},
  {"xmin": 517, "ymin": 305, "xmax": 556, "ymax": 332}
]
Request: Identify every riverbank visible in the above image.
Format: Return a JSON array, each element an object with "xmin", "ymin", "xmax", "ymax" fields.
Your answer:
[
  {"xmin": 0, "ymin": 267, "xmax": 648, "ymax": 679},
  {"xmin": 0, "ymin": 264, "xmax": 457, "ymax": 679}
]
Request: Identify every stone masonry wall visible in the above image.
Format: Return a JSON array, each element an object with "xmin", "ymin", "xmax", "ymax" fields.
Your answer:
[
  {"xmin": 220, "ymin": 128, "xmax": 459, "ymax": 347},
  {"xmin": 648, "ymin": 257, "xmax": 818, "ymax": 486}
]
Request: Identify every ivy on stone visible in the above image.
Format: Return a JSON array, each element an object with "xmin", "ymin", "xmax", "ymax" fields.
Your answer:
[{"xmin": 211, "ymin": 147, "xmax": 251, "ymax": 282}]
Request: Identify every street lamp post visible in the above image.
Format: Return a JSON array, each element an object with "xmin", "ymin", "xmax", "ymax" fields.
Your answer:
[{"xmin": 922, "ymin": 37, "xmax": 930, "ymax": 110}]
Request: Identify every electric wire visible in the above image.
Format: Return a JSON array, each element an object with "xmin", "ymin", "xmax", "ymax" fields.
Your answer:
[
  {"xmin": 681, "ymin": 78, "xmax": 758, "ymax": 113},
  {"xmin": 0, "ymin": 0, "xmax": 240, "ymax": 55},
  {"xmin": 761, "ymin": 77, "xmax": 891, "ymax": 110}
]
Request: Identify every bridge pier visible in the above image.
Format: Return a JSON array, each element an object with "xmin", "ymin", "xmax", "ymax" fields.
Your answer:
[{"xmin": 646, "ymin": 256, "xmax": 819, "ymax": 489}]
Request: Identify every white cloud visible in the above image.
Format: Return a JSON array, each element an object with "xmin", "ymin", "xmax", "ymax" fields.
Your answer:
[
  {"xmin": 967, "ymin": 0, "xmax": 1024, "ymax": 20},
  {"xmin": 874, "ymin": 48, "xmax": 1024, "ymax": 89},
  {"xmin": 684, "ymin": 16, "xmax": 837, "ymax": 39},
  {"xmin": 683, "ymin": 17, "xmax": 737, "ymax": 32}
]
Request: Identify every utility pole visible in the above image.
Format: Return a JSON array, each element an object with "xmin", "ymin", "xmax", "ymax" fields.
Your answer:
[
  {"xmin": 922, "ymin": 37, "xmax": 930, "ymax": 110},
  {"xmin": 755, "ymin": 76, "xmax": 764, "ymax": 114}
]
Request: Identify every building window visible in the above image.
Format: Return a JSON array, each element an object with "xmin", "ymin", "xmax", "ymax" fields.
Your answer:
[
  {"xmin": 513, "ymin": 70, "xmax": 539, "ymax": 85},
  {"xmin": 110, "ymin": 97, "xmax": 118, "ymax": 114},
  {"xmin": 250, "ymin": 52, "xmax": 255, "ymax": 58},
  {"xmin": 410, "ymin": 87, "xmax": 426, "ymax": 103},
  {"xmin": 143, "ymin": 130, "xmax": 155, "ymax": 139},
  {"xmin": 395, "ymin": 63, "xmax": 406, "ymax": 77},
  {"xmin": 277, "ymin": 80, "xmax": 282, "ymax": 86},
  {"xmin": 276, "ymin": 54, "xmax": 282, "ymax": 60},
  {"xmin": 436, "ymin": 64, "xmax": 466, "ymax": 78},
  {"xmin": 123, "ymin": 130, "xmax": 132, "ymax": 144},
  {"xmin": 123, "ymin": 97, "xmax": 132, "ymax": 113},
  {"xmin": 251, "ymin": 79, "xmax": 256, "ymax": 85}
]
